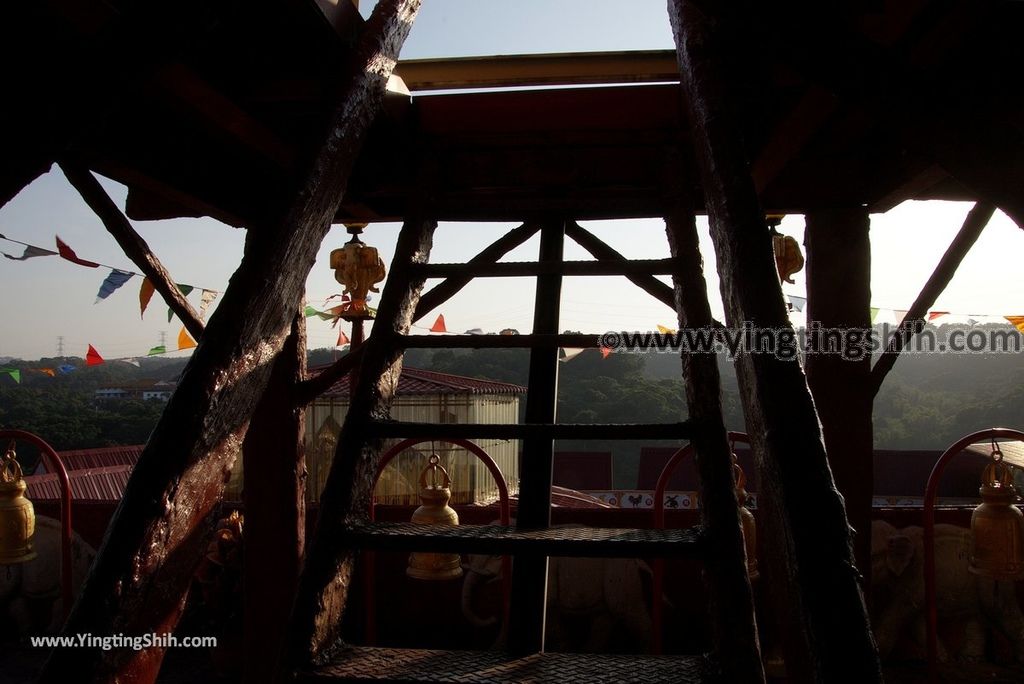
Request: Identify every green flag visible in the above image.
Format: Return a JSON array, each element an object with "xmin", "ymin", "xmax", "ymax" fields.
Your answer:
[
  {"xmin": 1, "ymin": 368, "xmax": 20, "ymax": 383},
  {"xmin": 148, "ymin": 345, "xmax": 167, "ymax": 356}
]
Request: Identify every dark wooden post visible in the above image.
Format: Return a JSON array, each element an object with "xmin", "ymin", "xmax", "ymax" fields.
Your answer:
[
  {"xmin": 804, "ymin": 208, "xmax": 873, "ymax": 577},
  {"xmin": 665, "ymin": 210, "xmax": 765, "ymax": 683},
  {"xmin": 286, "ymin": 214, "xmax": 436, "ymax": 668},
  {"xmin": 38, "ymin": 2, "xmax": 422, "ymax": 681},
  {"xmin": 241, "ymin": 311, "xmax": 307, "ymax": 683},
  {"xmin": 507, "ymin": 219, "xmax": 564, "ymax": 656},
  {"xmin": 668, "ymin": 2, "xmax": 882, "ymax": 681}
]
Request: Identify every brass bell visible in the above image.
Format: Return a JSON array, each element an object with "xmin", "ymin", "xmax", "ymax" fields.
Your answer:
[
  {"xmin": 734, "ymin": 460, "xmax": 758, "ymax": 580},
  {"xmin": 0, "ymin": 442, "xmax": 37, "ymax": 565},
  {"xmin": 407, "ymin": 455, "xmax": 463, "ymax": 581},
  {"xmin": 969, "ymin": 450, "xmax": 1024, "ymax": 580}
]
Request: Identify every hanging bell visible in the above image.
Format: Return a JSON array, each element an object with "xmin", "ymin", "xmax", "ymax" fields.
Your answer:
[
  {"xmin": 734, "ymin": 460, "xmax": 759, "ymax": 580},
  {"xmin": 407, "ymin": 455, "xmax": 463, "ymax": 581},
  {"xmin": 0, "ymin": 443, "xmax": 37, "ymax": 565},
  {"xmin": 969, "ymin": 451, "xmax": 1024, "ymax": 580}
]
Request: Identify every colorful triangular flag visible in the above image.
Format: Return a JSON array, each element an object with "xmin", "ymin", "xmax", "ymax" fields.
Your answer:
[
  {"xmin": 55, "ymin": 236, "xmax": 100, "ymax": 268},
  {"xmin": 430, "ymin": 315, "xmax": 448, "ymax": 333},
  {"xmin": 177, "ymin": 327, "xmax": 197, "ymax": 350},
  {"xmin": 870, "ymin": 307, "xmax": 880, "ymax": 324},
  {"xmin": 119, "ymin": 359, "xmax": 141, "ymax": 367},
  {"xmin": 198, "ymin": 290, "xmax": 218, "ymax": 321},
  {"xmin": 177, "ymin": 284, "xmax": 194, "ymax": 297},
  {"xmin": 95, "ymin": 269, "xmax": 134, "ymax": 302},
  {"xmin": 167, "ymin": 308, "xmax": 174, "ymax": 324},
  {"xmin": 1, "ymin": 369, "xmax": 21, "ymax": 384},
  {"xmin": 148, "ymin": 345, "xmax": 167, "ymax": 357},
  {"xmin": 36, "ymin": 368, "xmax": 56, "ymax": 377},
  {"xmin": 894, "ymin": 310, "xmax": 909, "ymax": 322},
  {"xmin": 1006, "ymin": 316, "xmax": 1024, "ymax": 334},
  {"xmin": 140, "ymin": 278, "xmax": 155, "ymax": 318},
  {"xmin": 600, "ymin": 347, "xmax": 612, "ymax": 359},
  {"xmin": 337, "ymin": 329, "xmax": 350, "ymax": 347},
  {"xmin": 787, "ymin": 295, "xmax": 807, "ymax": 312},
  {"xmin": 927, "ymin": 311, "xmax": 949, "ymax": 321},
  {"xmin": 559, "ymin": 348, "xmax": 586, "ymax": 362},
  {"xmin": 657, "ymin": 325, "xmax": 676, "ymax": 335},
  {"xmin": 85, "ymin": 344, "xmax": 104, "ymax": 366},
  {"xmin": 57, "ymin": 364, "xmax": 76, "ymax": 374},
  {"xmin": 3, "ymin": 244, "xmax": 56, "ymax": 261}
]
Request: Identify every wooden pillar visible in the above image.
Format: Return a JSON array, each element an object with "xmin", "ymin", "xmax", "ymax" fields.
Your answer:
[
  {"xmin": 507, "ymin": 219, "xmax": 564, "ymax": 656},
  {"xmin": 668, "ymin": 2, "xmax": 882, "ymax": 682},
  {"xmin": 804, "ymin": 208, "xmax": 873, "ymax": 577},
  {"xmin": 665, "ymin": 210, "xmax": 765, "ymax": 683},
  {"xmin": 286, "ymin": 214, "xmax": 436, "ymax": 667},
  {"xmin": 37, "ymin": 3, "xmax": 422, "ymax": 681},
  {"xmin": 241, "ymin": 312, "xmax": 307, "ymax": 683}
]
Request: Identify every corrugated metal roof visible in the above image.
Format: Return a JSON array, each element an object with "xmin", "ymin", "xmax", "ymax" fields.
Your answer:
[
  {"xmin": 34, "ymin": 445, "xmax": 144, "ymax": 473},
  {"xmin": 24, "ymin": 465, "xmax": 133, "ymax": 502},
  {"xmin": 316, "ymin": 366, "xmax": 526, "ymax": 398}
]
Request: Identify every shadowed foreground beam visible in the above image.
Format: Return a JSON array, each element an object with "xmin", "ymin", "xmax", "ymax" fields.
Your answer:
[
  {"xmin": 668, "ymin": 1, "xmax": 882, "ymax": 681},
  {"xmin": 38, "ymin": 2, "xmax": 422, "ymax": 682}
]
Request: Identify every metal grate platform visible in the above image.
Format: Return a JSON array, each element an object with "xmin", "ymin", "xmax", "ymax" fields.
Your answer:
[
  {"xmin": 342, "ymin": 521, "xmax": 704, "ymax": 558},
  {"xmin": 300, "ymin": 647, "xmax": 711, "ymax": 683}
]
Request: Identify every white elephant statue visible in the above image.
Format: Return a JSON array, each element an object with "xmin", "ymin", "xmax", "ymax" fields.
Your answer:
[
  {"xmin": 871, "ymin": 519, "xmax": 1024, "ymax": 663},
  {"xmin": 0, "ymin": 516, "xmax": 95, "ymax": 637},
  {"xmin": 461, "ymin": 527, "xmax": 655, "ymax": 653}
]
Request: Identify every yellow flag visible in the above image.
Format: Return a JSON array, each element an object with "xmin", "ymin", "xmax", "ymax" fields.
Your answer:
[
  {"xmin": 1006, "ymin": 316, "xmax": 1024, "ymax": 334},
  {"xmin": 139, "ymin": 278, "xmax": 155, "ymax": 318},
  {"xmin": 178, "ymin": 327, "xmax": 197, "ymax": 350},
  {"xmin": 657, "ymin": 325, "xmax": 676, "ymax": 334}
]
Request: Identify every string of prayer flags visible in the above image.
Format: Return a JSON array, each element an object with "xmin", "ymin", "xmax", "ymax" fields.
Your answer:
[
  {"xmin": 177, "ymin": 327, "xmax": 197, "ymax": 351},
  {"xmin": 337, "ymin": 329, "xmax": 350, "ymax": 347},
  {"xmin": 3, "ymin": 244, "xmax": 56, "ymax": 261},
  {"xmin": 430, "ymin": 314, "xmax": 448, "ymax": 333},
  {"xmin": 1006, "ymin": 316, "xmax": 1024, "ymax": 334},
  {"xmin": 85, "ymin": 344, "xmax": 104, "ymax": 366},
  {"xmin": 0, "ymin": 369, "xmax": 21, "ymax": 384},
  {"xmin": 139, "ymin": 279, "xmax": 156, "ymax": 318},
  {"xmin": 55, "ymin": 236, "xmax": 100, "ymax": 268},
  {"xmin": 95, "ymin": 269, "xmax": 134, "ymax": 302},
  {"xmin": 198, "ymin": 290, "xmax": 218, "ymax": 320},
  {"xmin": 148, "ymin": 345, "xmax": 166, "ymax": 357}
]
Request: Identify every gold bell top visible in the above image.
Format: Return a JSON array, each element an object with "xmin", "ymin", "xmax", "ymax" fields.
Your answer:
[
  {"xmin": 970, "ymin": 458, "xmax": 1024, "ymax": 580},
  {"xmin": 0, "ymin": 445, "xmax": 37, "ymax": 565},
  {"xmin": 407, "ymin": 455, "xmax": 462, "ymax": 580}
]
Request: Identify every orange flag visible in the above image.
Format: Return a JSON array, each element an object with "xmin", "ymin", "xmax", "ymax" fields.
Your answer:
[
  {"xmin": 1006, "ymin": 316, "xmax": 1024, "ymax": 334},
  {"xmin": 430, "ymin": 314, "xmax": 448, "ymax": 333},
  {"xmin": 86, "ymin": 344, "xmax": 104, "ymax": 366},
  {"xmin": 139, "ymin": 278, "xmax": 155, "ymax": 318},
  {"xmin": 337, "ymin": 329, "xmax": 350, "ymax": 347},
  {"xmin": 36, "ymin": 368, "xmax": 56, "ymax": 377},
  {"xmin": 927, "ymin": 311, "xmax": 949, "ymax": 321},
  {"xmin": 657, "ymin": 324, "xmax": 676, "ymax": 334},
  {"xmin": 600, "ymin": 347, "xmax": 612, "ymax": 359},
  {"xmin": 177, "ymin": 327, "xmax": 197, "ymax": 350}
]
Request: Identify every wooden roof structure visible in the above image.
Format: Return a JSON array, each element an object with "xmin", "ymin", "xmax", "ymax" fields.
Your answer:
[{"xmin": 8, "ymin": 2, "xmax": 1024, "ymax": 228}]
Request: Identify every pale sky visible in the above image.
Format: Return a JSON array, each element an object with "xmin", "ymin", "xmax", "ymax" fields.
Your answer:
[{"xmin": 1, "ymin": 1, "xmax": 1022, "ymax": 360}]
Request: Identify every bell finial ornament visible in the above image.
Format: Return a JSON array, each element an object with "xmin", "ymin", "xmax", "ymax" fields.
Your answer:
[
  {"xmin": 0, "ymin": 441, "xmax": 37, "ymax": 565},
  {"xmin": 407, "ymin": 455, "xmax": 463, "ymax": 581},
  {"xmin": 969, "ymin": 446, "xmax": 1024, "ymax": 580},
  {"xmin": 329, "ymin": 223, "xmax": 386, "ymax": 321}
]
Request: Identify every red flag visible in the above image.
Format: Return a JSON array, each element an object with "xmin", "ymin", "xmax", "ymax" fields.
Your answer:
[
  {"xmin": 56, "ymin": 236, "xmax": 100, "ymax": 268},
  {"xmin": 600, "ymin": 346, "xmax": 612, "ymax": 359},
  {"xmin": 430, "ymin": 314, "xmax": 448, "ymax": 333},
  {"xmin": 337, "ymin": 329, "xmax": 350, "ymax": 347},
  {"xmin": 86, "ymin": 344, "xmax": 104, "ymax": 366},
  {"xmin": 139, "ymin": 278, "xmax": 155, "ymax": 318},
  {"xmin": 927, "ymin": 311, "xmax": 949, "ymax": 321}
]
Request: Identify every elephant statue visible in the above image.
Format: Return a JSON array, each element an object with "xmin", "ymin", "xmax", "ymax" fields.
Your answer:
[
  {"xmin": 461, "ymin": 529, "xmax": 656, "ymax": 653},
  {"xmin": 871, "ymin": 519, "xmax": 1024, "ymax": 663},
  {"xmin": 0, "ymin": 515, "xmax": 95, "ymax": 638}
]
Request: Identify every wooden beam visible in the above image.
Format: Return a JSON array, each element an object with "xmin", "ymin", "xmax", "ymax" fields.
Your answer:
[
  {"xmin": 668, "ymin": 2, "xmax": 883, "ymax": 681},
  {"xmin": 869, "ymin": 163, "xmax": 948, "ymax": 214},
  {"xmin": 294, "ymin": 345, "xmax": 366, "ymax": 407},
  {"xmin": 665, "ymin": 209, "xmax": 764, "ymax": 683},
  {"xmin": 367, "ymin": 421, "xmax": 696, "ymax": 441},
  {"xmin": 38, "ymin": 2, "xmax": 421, "ymax": 681},
  {"xmin": 804, "ymin": 208, "xmax": 874, "ymax": 578},
  {"xmin": 751, "ymin": 86, "xmax": 837, "ymax": 194},
  {"xmin": 870, "ymin": 202, "xmax": 995, "ymax": 396},
  {"xmin": 565, "ymin": 221, "xmax": 675, "ymax": 308},
  {"xmin": 414, "ymin": 258, "xmax": 676, "ymax": 278},
  {"xmin": 413, "ymin": 222, "xmax": 540, "ymax": 322},
  {"xmin": 242, "ymin": 312, "xmax": 307, "ymax": 684},
  {"xmin": 286, "ymin": 213, "xmax": 436, "ymax": 668},
  {"xmin": 508, "ymin": 220, "xmax": 564, "ymax": 657},
  {"xmin": 59, "ymin": 161, "xmax": 206, "ymax": 341}
]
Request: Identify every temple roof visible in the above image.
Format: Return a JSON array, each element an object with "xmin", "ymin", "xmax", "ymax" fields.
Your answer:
[{"xmin": 315, "ymin": 365, "xmax": 527, "ymax": 398}]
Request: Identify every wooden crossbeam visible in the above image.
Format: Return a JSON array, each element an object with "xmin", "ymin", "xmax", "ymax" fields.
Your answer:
[
  {"xmin": 870, "ymin": 202, "xmax": 995, "ymax": 396},
  {"xmin": 565, "ymin": 221, "xmax": 675, "ymax": 308},
  {"xmin": 367, "ymin": 420, "xmax": 696, "ymax": 441},
  {"xmin": 414, "ymin": 258, "xmax": 676, "ymax": 278}
]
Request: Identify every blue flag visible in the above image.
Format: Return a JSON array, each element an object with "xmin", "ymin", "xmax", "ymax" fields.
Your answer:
[{"xmin": 95, "ymin": 269, "xmax": 135, "ymax": 302}]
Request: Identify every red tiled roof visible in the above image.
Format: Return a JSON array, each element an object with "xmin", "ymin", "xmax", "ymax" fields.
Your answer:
[
  {"xmin": 24, "ymin": 465, "xmax": 133, "ymax": 502},
  {"xmin": 34, "ymin": 445, "xmax": 144, "ymax": 474},
  {"xmin": 315, "ymin": 366, "xmax": 526, "ymax": 398}
]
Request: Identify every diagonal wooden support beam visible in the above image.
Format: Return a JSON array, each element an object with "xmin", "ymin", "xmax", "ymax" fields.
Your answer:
[
  {"xmin": 665, "ymin": 209, "xmax": 764, "ymax": 683},
  {"xmin": 414, "ymin": 221, "xmax": 540, "ymax": 322},
  {"xmin": 60, "ymin": 161, "xmax": 206, "ymax": 341},
  {"xmin": 668, "ymin": 2, "xmax": 882, "ymax": 681},
  {"xmin": 870, "ymin": 201, "xmax": 995, "ymax": 396},
  {"xmin": 565, "ymin": 221, "xmax": 675, "ymax": 308},
  {"xmin": 39, "ymin": 2, "xmax": 422, "ymax": 681},
  {"xmin": 294, "ymin": 345, "xmax": 366, "ymax": 407},
  {"xmin": 286, "ymin": 213, "xmax": 436, "ymax": 668}
]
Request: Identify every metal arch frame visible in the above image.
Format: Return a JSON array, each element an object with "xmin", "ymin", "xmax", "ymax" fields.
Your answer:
[
  {"xmin": 364, "ymin": 437, "xmax": 512, "ymax": 645},
  {"xmin": 0, "ymin": 429, "xmax": 74, "ymax": 620},
  {"xmin": 923, "ymin": 427, "xmax": 1024, "ymax": 680},
  {"xmin": 650, "ymin": 431, "xmax": 751, "ymax": 655}
]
